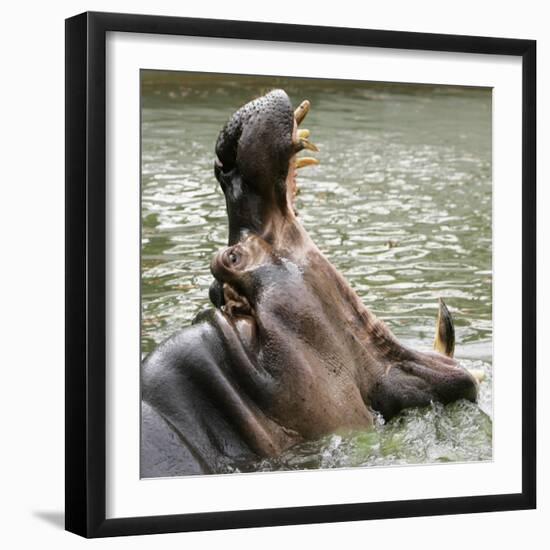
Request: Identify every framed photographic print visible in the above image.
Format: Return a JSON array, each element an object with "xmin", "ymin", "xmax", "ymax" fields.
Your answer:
[{"xmin": 65, "ymin": 11, "xmax": 536, "ymax": 538}]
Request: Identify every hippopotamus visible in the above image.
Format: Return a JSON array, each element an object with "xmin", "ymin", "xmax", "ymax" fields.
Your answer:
[{"xmin": 141, "ymin": 90, "xmax": 479, "ymax": 477}]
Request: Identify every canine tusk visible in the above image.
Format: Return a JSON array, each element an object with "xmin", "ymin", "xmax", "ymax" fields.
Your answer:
[
  {"xmin": 297, "ymin": 129, "xmax": 310, "ymax": 139},
  {"xmin": 296, "ymin": 157, "xmax": 320, "ymax": 169},
  {"xmin": 434, "ymin": 298, "xmax": 455, "ymax": 358},
  {"xmin": 295, "ymin": 100, "xmax": 311, "ymax": 125},
  {"xmin": 293, "ymin": 138, "xmax": 319, "ymax": 153},
  {"xmin": 300, "ymin": 139, "xmax": 319, "ymax": 152}
]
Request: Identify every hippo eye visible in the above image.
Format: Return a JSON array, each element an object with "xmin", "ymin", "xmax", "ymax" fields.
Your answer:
[{"xmin": 222, "ymin": 247, "xmax": 244, "ymax": 269}]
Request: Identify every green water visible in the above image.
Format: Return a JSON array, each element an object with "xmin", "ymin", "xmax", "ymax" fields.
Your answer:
[{"xmin": 141, "ymin": 71, "xmax": 493, "ymax": 469}]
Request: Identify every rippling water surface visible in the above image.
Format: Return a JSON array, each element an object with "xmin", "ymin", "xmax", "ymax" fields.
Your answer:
[{"xmin": 141, "ymin": 72, "xmax": 493, "ymax": 469}]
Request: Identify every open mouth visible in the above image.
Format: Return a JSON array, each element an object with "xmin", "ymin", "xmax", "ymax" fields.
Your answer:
[{"xmin": 209, "ymin": 91, "xmax": 321, "ymax": 311}]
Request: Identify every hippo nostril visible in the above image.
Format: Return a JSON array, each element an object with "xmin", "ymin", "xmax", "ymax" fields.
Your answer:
[{"xmin": 229, "ymin": 252, "xmax": 238, "ymax": 264}]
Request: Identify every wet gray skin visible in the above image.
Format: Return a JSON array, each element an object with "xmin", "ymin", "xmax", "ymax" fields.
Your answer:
[{"xmin": 141, "ymin": 89, "xmax": 479, "ymax": 477}]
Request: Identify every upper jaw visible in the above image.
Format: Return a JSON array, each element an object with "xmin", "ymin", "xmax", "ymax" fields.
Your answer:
[{"xmin": 213, "ymin": 90, "xmax": 319, "ymax": 244}]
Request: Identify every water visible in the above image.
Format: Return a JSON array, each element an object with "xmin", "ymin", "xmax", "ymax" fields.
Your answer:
[{"xmin": 141, "ymin": 71, "xmax": 493, "ymax": 469}]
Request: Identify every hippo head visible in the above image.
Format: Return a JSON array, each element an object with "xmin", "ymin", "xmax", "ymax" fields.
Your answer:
[{"xmin": 209, "ymin": 90, "xmax": 479, "ymax": 434}]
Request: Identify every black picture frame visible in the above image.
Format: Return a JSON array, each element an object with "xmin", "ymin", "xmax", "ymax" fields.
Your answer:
[{"xmin": 65, "ymin": 11, "xmax": 536, "ymax": 538}]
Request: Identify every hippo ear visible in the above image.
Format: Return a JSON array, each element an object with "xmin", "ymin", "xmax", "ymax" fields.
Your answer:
[{"xmin": 434, "ymin": 298, "xmax": 455, "ymax": 358}]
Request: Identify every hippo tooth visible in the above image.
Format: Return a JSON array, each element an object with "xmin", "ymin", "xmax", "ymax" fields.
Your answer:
[
  {"xmin": 300, "ymin": 138, "xmax": 319, "ymax": 152},
  {"xmin": 294, "ymin": 100, "xmax": 311, "ymax": 125},
  {"xmin": 297, "ymin": 129, "xmax": 310, "ymax": 139},
  {"xmin": 296, "ymin": 157, "xmax": 320, "ymax": 169},
  {"xmin": 293, "ymin": 138, "xmax": 319, "ymax": 154}
]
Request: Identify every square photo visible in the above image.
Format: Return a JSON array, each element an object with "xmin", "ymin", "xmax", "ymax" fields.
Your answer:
[{"xmin": 139, "ymin": 71, "xmax": 492, "ymax": 478}]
